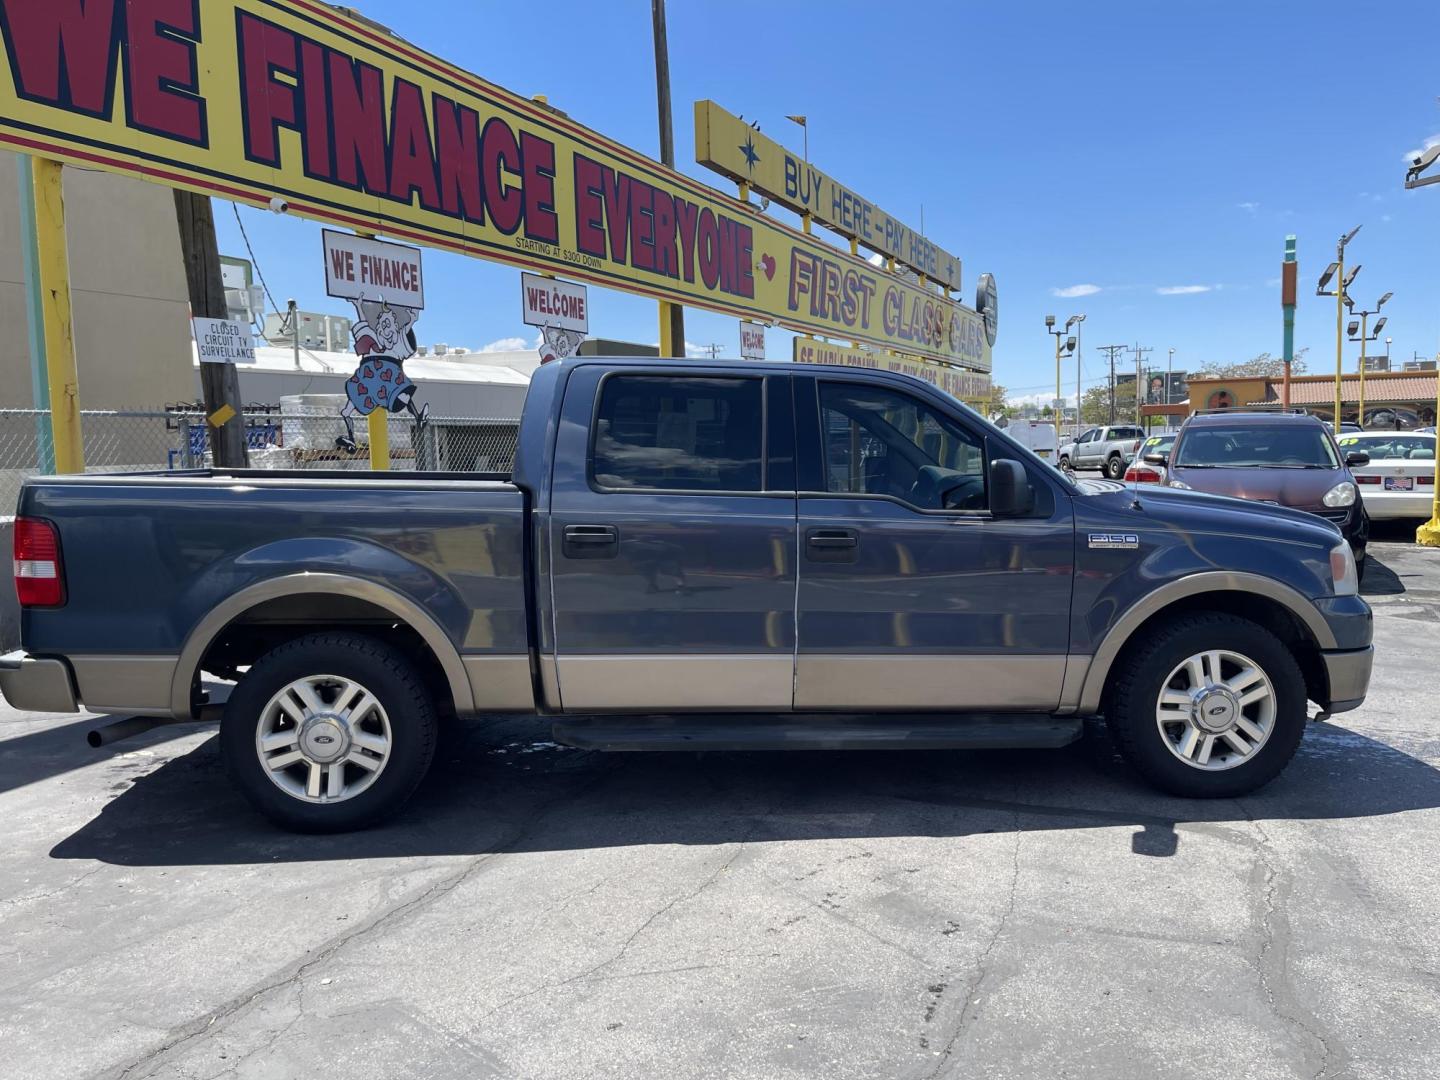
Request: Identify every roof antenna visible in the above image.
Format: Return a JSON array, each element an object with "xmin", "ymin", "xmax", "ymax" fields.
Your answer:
[{"xmin": 1129, "ymin": 430, "xmax": 1145, "ymax": 510}]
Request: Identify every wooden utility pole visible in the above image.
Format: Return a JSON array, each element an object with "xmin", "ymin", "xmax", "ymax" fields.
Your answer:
[
  {"xmin": 173, "ymin": 191, "xmax": 248, "ymax": 467},
  {"xmin": 651, "ymin": 0, "xmax": 687, "ymax": 357}
]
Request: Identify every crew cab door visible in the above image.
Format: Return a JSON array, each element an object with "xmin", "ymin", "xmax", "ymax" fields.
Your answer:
[
  {"xmin": 793, "ymin": 375, "xmax": 1074, "ymax": 711},
  {"xmin": 1074, "ymin": 428, "xmax": 1099, "ymax": 465},
  {"xmin": 546, "ymin": 366, "xmax": 797, "ymax": 711}
]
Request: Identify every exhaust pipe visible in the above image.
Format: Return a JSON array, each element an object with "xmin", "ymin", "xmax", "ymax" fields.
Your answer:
[
  {"xmin": 86, "ymin": 705, "xmax": 227, "ymax": 748},
  {"xmin": 87, "ymin": 716, "xmax": 166, "ymax": 748}
]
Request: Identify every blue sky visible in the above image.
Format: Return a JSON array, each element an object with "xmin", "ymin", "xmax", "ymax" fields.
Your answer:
[{"xmin": 213, "ymin": 0, "xmax": 1440, "ymax": 404}]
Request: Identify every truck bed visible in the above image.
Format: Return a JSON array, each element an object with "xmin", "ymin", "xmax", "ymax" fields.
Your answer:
[{"xmin": 16, "ymin": 469, "xmax": 531, "ymax": 716}]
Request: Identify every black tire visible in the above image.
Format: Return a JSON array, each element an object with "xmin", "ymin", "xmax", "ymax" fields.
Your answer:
[
  {"xmin": 1105, "ymin": 454, "xmax": 1126, "ymax": 479},
  {"xmin": 1354, "ymin": 546, "xmax": 1368, "ymax": 584},
  {"xmin": 1105, "ymin": 613, "xmax": 1307, "ymax": 798},
  {"xmin": 1058, "ymin": 455, "xmax": 1071, "ymax": 470},
  {"xmin": 221, "ymin": 632, "xmax": 438, "ymax": 832}
]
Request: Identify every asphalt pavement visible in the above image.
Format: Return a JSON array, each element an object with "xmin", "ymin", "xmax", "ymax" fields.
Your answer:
[{"xmin": 3, "ymin": 529, "xmax": 1439, "ymax": 1080}]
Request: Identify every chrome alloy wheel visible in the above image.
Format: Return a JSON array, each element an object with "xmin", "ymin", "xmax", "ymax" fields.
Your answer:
[
  {"xmin": 1154, "ymin": 649, "xmax": 1277, "ymax": 771},
  {"xmin": 255, "ymin": 675, "xmax": 392, "ymax": 803}
]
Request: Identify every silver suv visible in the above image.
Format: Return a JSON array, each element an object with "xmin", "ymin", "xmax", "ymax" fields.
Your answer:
[{"xmin": 1058, "ymin": 425, "xmax": 1144, "ymax": 478}]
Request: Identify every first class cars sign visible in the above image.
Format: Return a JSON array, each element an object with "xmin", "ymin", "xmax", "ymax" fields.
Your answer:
[{"xmin": 0, "ymin": 0, "xmax": 988, "ymax": 370}]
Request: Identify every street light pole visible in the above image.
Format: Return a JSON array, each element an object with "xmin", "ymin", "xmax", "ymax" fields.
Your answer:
[
  {"xmin": 1317, "ymin": 226, "xmax": 1360, "ymax": 433},
  {"xmin": 1347, "ymin": 292, "xmax": 1391, "ymax": 429},
  {"xmin": 1167, "ymin": 348, "xmax": 1175, "ymax": 406},
  {"xmin": 1405, "ymin": 137, "xmax": 1440, "ymax": 544},
  {"xmin": 1046, "ymin": 315, "xmax": 1075, "ymax": 443},
  {"xmin": 1066, "ymin": 314, "xmax": 1086, "ymax": 442}
]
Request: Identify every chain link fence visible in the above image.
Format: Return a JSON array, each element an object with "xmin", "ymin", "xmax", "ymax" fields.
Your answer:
[{"xmin": 0, "ymin": 407, "xmax": 521, "ymax": 512}]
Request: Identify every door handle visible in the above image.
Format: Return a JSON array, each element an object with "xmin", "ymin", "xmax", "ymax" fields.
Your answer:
[
  {"xmin": 805, "ymin": 528, "xmax": 859, "ymax": 562},
  {"xmin": 563, "ymin": 524, "xmax": 619, "ymax": 559}
]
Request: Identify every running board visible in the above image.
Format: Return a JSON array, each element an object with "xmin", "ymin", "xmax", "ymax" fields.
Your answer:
[{"xmin": 551, "ymin": 714, "xmax": 1084, "ymax": 752}]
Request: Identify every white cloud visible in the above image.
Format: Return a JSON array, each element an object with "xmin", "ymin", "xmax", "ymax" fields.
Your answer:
[
  {"xmin": 1237, "ymin": 201, "xmax": 1260, "ymax": 214},
  {"xmin": 1156, "ymin": 285, "xmax": 1212, "ymax": 296},
  {"xmin": 1402, "ymin": 134, "xmax": 1440, "ymax": 163},
  {"xmin": 1051, "ymin": 284, "xmax": 1101, "ymax": 298},
  {"xmin": 1381, "ymin": 213, "xmax": 1394, "ymax": 223},
  {"xmin": 478, "ymin": 336, "xmax": 529, "ymax": 352},
  {"xmin": 1264, "ymin": 277, "xmax": 1282, "ymax": 287}
]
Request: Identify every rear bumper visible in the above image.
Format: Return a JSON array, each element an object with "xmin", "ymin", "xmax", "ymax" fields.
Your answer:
[
  {"xmin": 0, "ymin": 651, "xmax": 79, "ymax": 713},
  {"xmin": 1320, "ymin": 646, "xmax": 1373, "ymax": 714}
]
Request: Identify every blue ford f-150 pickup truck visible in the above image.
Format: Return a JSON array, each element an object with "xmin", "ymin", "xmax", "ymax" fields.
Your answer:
[{"xmin": 0, "ymin": 358, "xmax": 1373, "ymax": 830}]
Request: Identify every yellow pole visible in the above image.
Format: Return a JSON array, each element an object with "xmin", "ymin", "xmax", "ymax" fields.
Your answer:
[
  {"xmin": 659, "ymin": 300, "xmax": 678, "ymax": 356},
  {"xmin": 31, "ymin": 158, "xmax": 83, "ymax": 473},
  {"xmin": 1357, "ymin": 312, "xmax": 1367, "ymax": 425},
  {"xmin": 1421, "ymin": 360, "xmax": 1440, "ymax": 545},
  {"xmin": 1334, "ymin": 247, "xmax": 1344, "ymax": 434},
  {"xmin": 354, "ymin": 229, "xmax": 390, "ymax": 471}
]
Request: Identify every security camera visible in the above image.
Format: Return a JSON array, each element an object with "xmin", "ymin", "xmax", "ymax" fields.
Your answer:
[{"xmin": 268, "ymin": 196, "xmax": 290, "ymax": 214}]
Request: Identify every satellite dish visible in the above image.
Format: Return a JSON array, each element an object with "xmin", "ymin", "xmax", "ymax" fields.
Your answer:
[{"xmin": 976, "ymin": 273, "xmax": 999, "ymax": 347}]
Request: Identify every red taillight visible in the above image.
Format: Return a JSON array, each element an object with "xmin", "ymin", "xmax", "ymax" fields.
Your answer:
[
  {"xmin": 14, "ymin": 517, "xmax": 64, "ymax": 607},
  {"xmin": 1356, "ymin": 475, "xmax": 1382, "ymax": 485},
  {"xmin": 1420, "ymin": 476, "xmax": 1434, "ymax": 486},
  {"xmin": 1124, "ymin": 466, "xmax": 1161, "ymax": 483}
]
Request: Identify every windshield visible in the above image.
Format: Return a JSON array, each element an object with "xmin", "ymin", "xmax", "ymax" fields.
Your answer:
[{"xmin": 1175, "ymin": 424, "xmax": 1339, "ymax": 468}]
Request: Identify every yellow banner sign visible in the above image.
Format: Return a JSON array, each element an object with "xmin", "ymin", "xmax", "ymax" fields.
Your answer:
[
  {"xmin": 793, "ymin": 339, "xmax": 991, "ymax": 402},
  {"xmin": 696, "ymin": 101, "xmax": 962, "ymax": 291},
  {"xmin": 0, "ymin": 1, "xmax": 988, "ymax": 370}
]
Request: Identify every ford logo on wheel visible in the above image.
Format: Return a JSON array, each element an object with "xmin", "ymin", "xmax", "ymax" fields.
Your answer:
[
  {"xmin": 314, "ymin": 734, "xmax": 336, "ymax": 745},
  {"xmin": 1208, "ymin": 705, "xmax": 1227, "ymax": 717}
]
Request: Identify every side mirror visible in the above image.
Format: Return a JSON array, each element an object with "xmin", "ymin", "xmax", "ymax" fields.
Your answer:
[
  {"xmin": 1345, "ymin": 451, "xmax": 1370, "ymax": 467},
  {"xmin": 1143, "ymin": 451, "xmax": 1169, "ymax": 466},
  {"xmin": 989, "ymin": 458, "xmax": 1034, "ymax": 517}
]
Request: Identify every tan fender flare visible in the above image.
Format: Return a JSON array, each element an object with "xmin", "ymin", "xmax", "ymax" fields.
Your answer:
[
  {"xmin": 1073, "ymin": 571, "xmax": 1335, "ymax": 715},
  {"xmin": 169, "ymin": 573, "xmax": 475, "ymax": 717}
]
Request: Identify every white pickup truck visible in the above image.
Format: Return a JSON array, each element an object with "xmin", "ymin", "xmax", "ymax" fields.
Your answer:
[{"xmin": 1057, "ymin": 424, "xmax": 1145, "ymax": 478}]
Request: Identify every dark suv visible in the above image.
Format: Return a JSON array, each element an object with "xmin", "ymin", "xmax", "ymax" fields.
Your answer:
[{"xmin": 1152, "ymin": 410, "xmax": 1371, "ymax": 572}]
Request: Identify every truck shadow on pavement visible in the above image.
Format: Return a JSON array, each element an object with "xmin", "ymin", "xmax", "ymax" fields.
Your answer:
[{"xmin": 45, "ymin": 715, "xmax": 1440, "ymax": 865}]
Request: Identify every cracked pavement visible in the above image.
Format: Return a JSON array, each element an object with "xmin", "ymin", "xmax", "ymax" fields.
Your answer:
[{"xmin": 2, "ymin": 535, "xmax": 1439, "ymax": 1079}]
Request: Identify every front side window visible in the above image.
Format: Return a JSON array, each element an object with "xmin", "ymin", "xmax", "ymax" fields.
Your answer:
[
  {"xmin": 818, "ymin": 382, "xmax": 986, "ymax": 510},
  {"xmin": 592, "ymin": 376, "xmax": 763, "ymax": 491},
  {"xmin": 1079, "ymin": 429, "xmax": 1098, "ymax": 443}
]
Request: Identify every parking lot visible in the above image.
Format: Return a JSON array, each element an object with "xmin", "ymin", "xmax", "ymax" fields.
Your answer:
[{"xmin": 0, "ymin": 526, "xmax": 1436, "ymax": 1080}]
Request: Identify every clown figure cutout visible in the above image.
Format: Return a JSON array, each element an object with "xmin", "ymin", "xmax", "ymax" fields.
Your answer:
[{"xmin": 338, "ymin": 296, "xmax": 428, "ymax": 450}]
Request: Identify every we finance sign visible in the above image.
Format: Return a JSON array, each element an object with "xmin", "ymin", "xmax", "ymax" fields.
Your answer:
[{"xmin": 0, "ymin": 1, "xmax": 988, "ymax": 369}]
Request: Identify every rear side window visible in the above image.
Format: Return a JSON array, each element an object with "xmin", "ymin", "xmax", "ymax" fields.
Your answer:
[{"xmin": 591, "ymin": 375, "xmax": 764, "ymax": 492}]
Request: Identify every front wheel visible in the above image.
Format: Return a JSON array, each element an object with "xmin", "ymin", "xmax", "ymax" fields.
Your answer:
[
  {"xmin": 1105, "ymin": 454, "xmax": 1126, "ymax": 479},
  {"xmin": 221, "ymin": 632, "xmax": 439, "ymax": 832},
  {"xmin": 1104, "ymin": 613, "xmax": 1306, "ymax": 798}
]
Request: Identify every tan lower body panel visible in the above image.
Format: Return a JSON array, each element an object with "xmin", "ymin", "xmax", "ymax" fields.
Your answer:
[
  {"xmin": 555, "ymin": 655, "xmax": 794, "ymax": 712},
  {"xmin": 795, "ymin": 654, "xmax": 1067, "ymax": 712},
  {"xmin": 71, "ymin": 655, "xmax": 180, "ymax": 717},
  {"xmin": 461, "ymin": 654, "xmax": 536, "ymax": 712}
]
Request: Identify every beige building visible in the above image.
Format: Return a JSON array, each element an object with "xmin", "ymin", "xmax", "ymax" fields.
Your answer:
[{"xmin": 0, "ymin": 151, "xmax": 194, "ymax": 410}]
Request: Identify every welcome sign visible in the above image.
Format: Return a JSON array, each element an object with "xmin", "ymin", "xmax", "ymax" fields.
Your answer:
[{"xmin": 0, "ymin": 0, "xmax": 989, "ymax": 370}]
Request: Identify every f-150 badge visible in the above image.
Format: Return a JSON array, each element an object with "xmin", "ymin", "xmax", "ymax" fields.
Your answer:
[{"xmin": 1089, "ymin": 533, "xmax": 1139, "ymax": 549}]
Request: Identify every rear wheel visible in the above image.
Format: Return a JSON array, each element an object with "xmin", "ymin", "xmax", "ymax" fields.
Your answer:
[
  {"xmin": 1105, "ymin": 454, "xmax": 1126, "ymax": 479},
  {"xmin": 221, "ymin": 632, "xmax": 438, "ymax": 832},
  {"xmin": 1105, "ymin": 613, "xmax": 1306, "ymax": 798}
]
